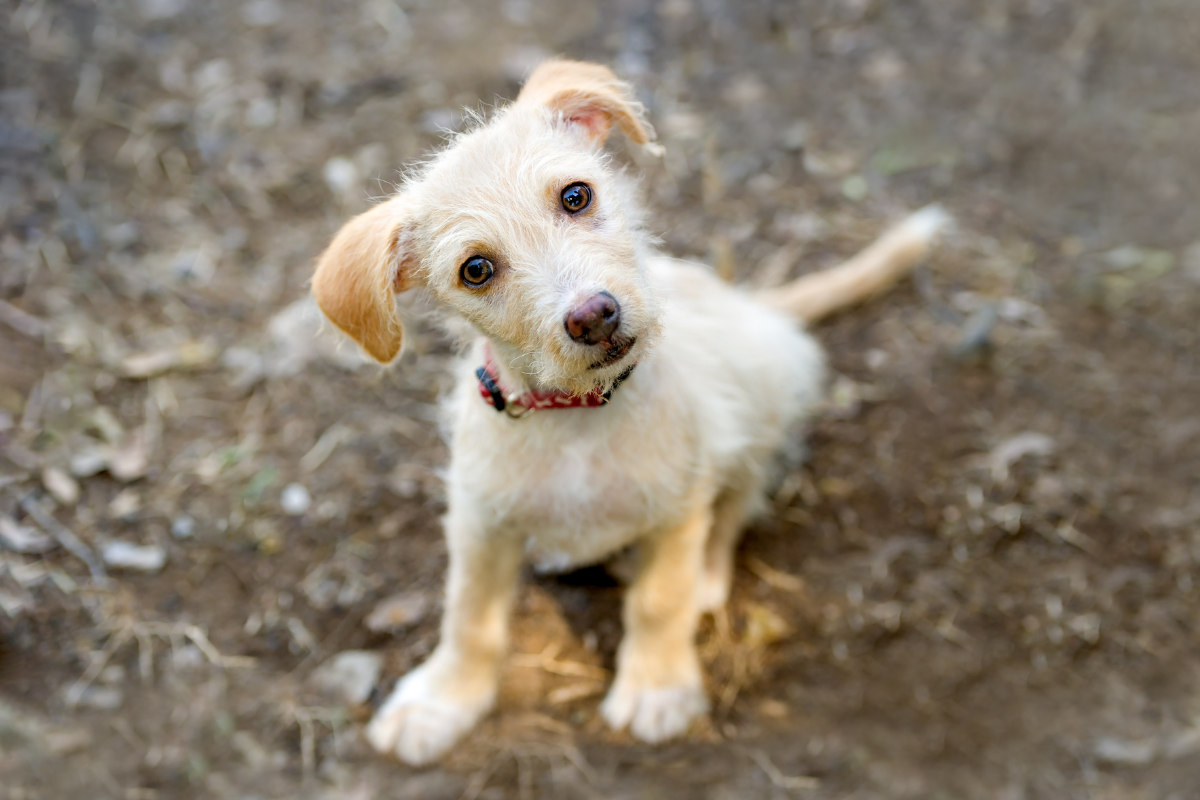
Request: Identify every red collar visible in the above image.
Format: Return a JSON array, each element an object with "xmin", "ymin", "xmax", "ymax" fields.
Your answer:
[{"xmin": 476, "ymin": 356, "xmax": 636, "ymax": 416}]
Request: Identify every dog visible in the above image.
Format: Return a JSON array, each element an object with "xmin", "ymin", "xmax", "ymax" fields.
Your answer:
[{"xmin": 311, "ymin": 59, "xmax": 946, "ymax": 765}]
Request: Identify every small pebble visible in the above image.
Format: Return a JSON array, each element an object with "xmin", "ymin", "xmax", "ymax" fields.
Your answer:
[
  {"xmin": 841, "ymin": 174, "xmax": 869, "ymax": 202},
  {"xmin": 99, "ymin": 664, "xmax": 126, "ymax": 685},
  {"xmin": 0, "ymin": 515, "xmax": 54, "ymax": 554},
  {"xmin": 108, "ymin": 489, "xmax": 141, "ymax": 520},
  {"xmin": 44, "ymin": 729, "xmax": 92, "ymax": 755},
  {"xmin": 280, "ymin": 483, "xmax": 311, "ymax": 516},
  {"xmin": 42, "ymin": 467, "xmax": 81, "ymax": 506},
  {"xmin": 989, "ymin": 432, "xmax": 1055, "ymax": 482},
  {"xmin": 0, "ymin": 590, "xmax": 29, "ymax": 617},
  {"xmin": 953, "ymin": 303, "xmax": 998, "ymax": 359},
  {"xmin": 364, "ymin": 591, "xmax": 432, "ymax": 633},
  {"xmin": 1094, "ymin": 736, "xmax": 1157, "ymax": 766},
  {"xmin": 759, "ymin": 698, "xmax": 790, "ymax": 718},
  {"xmin": 101, "ymin": 541, "xmax": 167, "ymax": 573},
  {"xmin": 107, "ymin": 431, "xmax": 150, "ymax": 482},
  {"xmin": 72, "ymin": 685, "xmax": 125, "ymax": 711},
  {"xmin": 69, "ymin": 448, "xmax": 109, "ymax": 478},
  {"xmin": 307, "ymin": 650, "xmax": 382, "ymax": 705},
  {"xmin": 865, "ymin": 348, "xmax": 890, "ymax": 372},
  {"xmin": 171, "ymin": 515, "xmax": 196, "ymax": 539}
]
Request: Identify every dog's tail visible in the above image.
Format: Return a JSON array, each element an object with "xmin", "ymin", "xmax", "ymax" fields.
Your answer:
[{"xmin": 756, "ymin": 204, "xmax": 949, "ymax": 325}]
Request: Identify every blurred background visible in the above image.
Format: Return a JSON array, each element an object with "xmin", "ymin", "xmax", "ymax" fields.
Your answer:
[{"xmin": 2, "ymin": 1, "xmax": 1199, "ymax": 797}]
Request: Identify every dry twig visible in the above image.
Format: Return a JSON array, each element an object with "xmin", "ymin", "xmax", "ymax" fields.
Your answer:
[
  {"xmin": 712, "ymin": 609, "xmax": 750, "ymax": 715},
  {"xmin": 745, "ymin": 556, "xmax": 806, "ymax": 593},
  {"xmin": 21, "ymin": 495, "xmax": 108, "ymax": 586},
  {"xmin": 281, "ymin": 704, "xmax": 347, "ymax": 779},
  {"xmin": 463, "ymin": 722, "xmax": 596, "ymax": 800},
  {"xmin": 745, "ymin": 748, "xmax": 819, "ymax": 791},
  {"xmin": 65, "ymin": 616, "xmax": 255, "ymax": 706},
  {"xmin": 510, "ymin": 643, "xmax": 608, "ymax": 680}
]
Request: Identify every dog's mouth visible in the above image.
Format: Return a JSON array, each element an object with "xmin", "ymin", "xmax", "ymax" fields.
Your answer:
[{"xmin": 588, "ymin": 335, "xmax": 637, "ymax": 370}]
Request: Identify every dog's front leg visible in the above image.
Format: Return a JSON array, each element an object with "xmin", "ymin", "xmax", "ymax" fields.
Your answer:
[
  {"xmin": 601, "ymin": 501, "xmax": 712, "ymax": 742},
  {"xmin": 366, "ymin": 515, "xmax": 523, "ymax": 765}
]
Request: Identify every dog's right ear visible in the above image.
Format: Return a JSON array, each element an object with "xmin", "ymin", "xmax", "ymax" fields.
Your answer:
[{"xmin": 311, "ymin": 196, "xmax": 415, "ymax": 364}]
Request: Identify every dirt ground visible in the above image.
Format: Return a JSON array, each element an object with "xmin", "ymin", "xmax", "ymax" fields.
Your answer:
[{"xmin": 2, "ymin": 1, "xmax": 1199, "ymax": 798}]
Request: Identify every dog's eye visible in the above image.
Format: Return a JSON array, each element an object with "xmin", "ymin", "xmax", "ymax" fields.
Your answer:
[
  {"xmin": 560, "ymin": 182, "xmax": 592, "ymax": 214},
  {"xmin": 460, "ymin": 256, "xmax": 495, "ymax": 288}
]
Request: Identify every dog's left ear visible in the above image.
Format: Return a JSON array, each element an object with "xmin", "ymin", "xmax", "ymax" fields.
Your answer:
[
  {"xmin": 311, "ymin": 196, "xmax": 416, "ymax": 364},
  {"xmin": 517, "ymin": 59, "xmax": 653, "ymax": 146}
]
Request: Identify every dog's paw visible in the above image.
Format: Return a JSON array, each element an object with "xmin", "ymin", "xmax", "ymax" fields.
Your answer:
[
  {"xmin": 365, "ymin": 663, "xmax": 494, "ymax": 766},
  {"xmin": 600, "ymin": 678, "xmax": 709, "ymax": 743},
  {"xmin": 366, "ymin": 698, "xmax": 477, "ymax": 766}
]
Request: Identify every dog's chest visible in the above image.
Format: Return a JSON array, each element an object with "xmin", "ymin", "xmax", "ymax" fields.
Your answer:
[{"xmin": 449, "ymin": 397, "xmax": 700, "ymax": 570}]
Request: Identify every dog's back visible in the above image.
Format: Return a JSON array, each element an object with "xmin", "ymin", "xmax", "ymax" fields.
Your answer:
[{"xmin": 649, "ymin": 256, "xmax": 825, "ymax": 489}]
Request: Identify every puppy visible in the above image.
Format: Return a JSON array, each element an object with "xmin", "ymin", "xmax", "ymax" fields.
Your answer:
[{"xmin": 311, "ymin": 59, "xmax": 946, "ymax": 765}]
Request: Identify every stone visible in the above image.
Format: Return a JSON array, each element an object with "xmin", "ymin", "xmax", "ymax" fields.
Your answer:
[
  {"xmin": 171, "ymin": 515, "xmax": 196, "ymax": 539},
  {"xmin": 280, "ymin": 483, "xmax": 311, "ymax": 516},
  {"xmin": 307, "ymin": 650, "xmax": 383, "ymax": 705},
  {"xmin": 72, "ymin": 685, "xmax": 124, "ymax": 711},
  {"xmin": 107, "ymin": 428, "xmax": 150, "ymax": 482},
  {"xmin": 1094, "ymin": 736, "xmax": 1156, "ymax": 766},
  {"xmin": 101, "ymin": 541, "xmax": 167, "ymax": 573},
  {"xmin": 41, "ymin": 467, "xmax": 80, "ymax": 506},
  {"xmin": 989, "ymin": 432, "xmax": 1055, "ymax": 482},
  {"xmin": 0, "ymin": 515, "xmax": 53, "ymax": 554},
  {"xmin": 364, "ymin": 592, "xmax": 432, "ymax": 633},
  {"xmin": 69, "ymin": 448, "xmax": 109, "ymax": 478}
]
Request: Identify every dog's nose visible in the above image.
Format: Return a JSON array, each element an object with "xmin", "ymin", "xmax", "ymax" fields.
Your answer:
[{"xmin": 564, "ymin": 292, "xmax": 620, "ymax": 345}]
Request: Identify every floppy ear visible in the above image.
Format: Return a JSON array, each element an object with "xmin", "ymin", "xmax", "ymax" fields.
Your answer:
[
  {"xmin": 311, "ymin": 196, "xmax": 415, "ymax": 363},
  {"xmin": 517, "ymin": 59, "xmax": 653, "ymax": 146}
]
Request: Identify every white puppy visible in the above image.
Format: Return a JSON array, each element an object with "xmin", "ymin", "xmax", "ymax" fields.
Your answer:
[{"xmin": 311, "ymin": 59, "xmax": 946, "ymax": 765}]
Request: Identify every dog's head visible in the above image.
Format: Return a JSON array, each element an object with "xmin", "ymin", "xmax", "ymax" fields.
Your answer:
[{"xmin": 311, "ymin": 59, "xmax": 662, "ymax": 395}]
